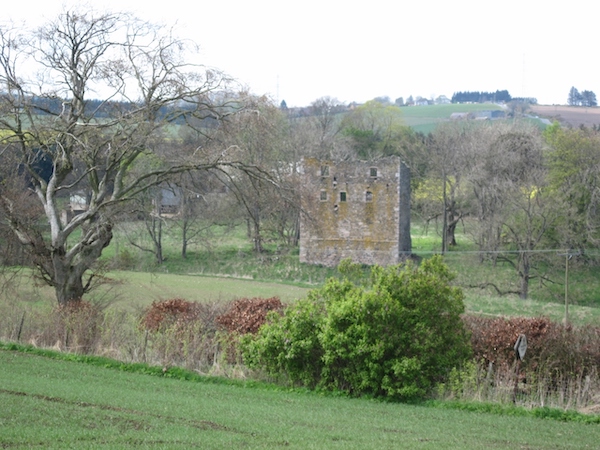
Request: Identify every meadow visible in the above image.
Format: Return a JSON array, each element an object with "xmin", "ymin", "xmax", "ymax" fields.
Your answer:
[
  {"xmin": 3, "ymin": 219, "xmax": 600, "ymax": 326},
  {"xmin": 399, "ymin": 103, "xmax": 505, "ymax": 134},
  {"xmin": 1, "ymin": 220, "xmax": 599, "ymax": 449},
  {"xmin": 2, "ymin": 345, "xmax": 599, "ymax": 449},
  {"xmin": 2, "ymin": 218, "xmax": 599, "ymax": 325}
]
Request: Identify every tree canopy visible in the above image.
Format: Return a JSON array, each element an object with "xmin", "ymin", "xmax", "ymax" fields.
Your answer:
[{"xmin": 0, "ymin": 8, "xmax": 260, "ymax": 305}]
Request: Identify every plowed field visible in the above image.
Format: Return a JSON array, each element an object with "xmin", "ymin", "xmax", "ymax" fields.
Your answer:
[{"xmin": 530, "ymin": 105, "xmax": 600, "ymax": 128}]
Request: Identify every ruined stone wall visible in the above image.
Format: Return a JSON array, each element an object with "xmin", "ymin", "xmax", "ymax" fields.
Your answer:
[{"xmin": 299, "ymin": 156, "xmax": 411, "ymax": 267}]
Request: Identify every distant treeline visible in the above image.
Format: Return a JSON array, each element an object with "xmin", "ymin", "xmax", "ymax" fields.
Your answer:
[
  {"xmin": 2, "ymin": 94, "xmax": 220, "ymax": 125},
  {"xmin": 451, "ymin": 90, "xmax": 512, "ymax": 104},
  {"xmin": 511, "ymin": 97, "xmax": 538, "ymax": 104}
]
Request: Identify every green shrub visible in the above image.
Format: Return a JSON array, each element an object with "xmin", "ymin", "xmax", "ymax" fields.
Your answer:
[
  {"xmin": 242, "ymin": 256, "xmax": 472, "ymax": 400},
  {"xmin": 241, "ymin": 296, "xmax": 326, "ymax": 387}
]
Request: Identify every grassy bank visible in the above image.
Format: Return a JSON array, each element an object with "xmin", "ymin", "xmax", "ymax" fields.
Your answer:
[{"xmin": 1, "ymin": 345, "xmax": 599, "ymax": 449}]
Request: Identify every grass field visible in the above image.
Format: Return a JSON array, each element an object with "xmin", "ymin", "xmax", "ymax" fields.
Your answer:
[
  {"xmin": 2, "ymin": 347, "xmax": 599, "ymax": 449},
  {"xmin": 3, "ymin": 219, "xmax": 599, "ymax": 326},
  {"xmin": 400, "ymin": 103, "xmax": 505, "ymax": 134}
]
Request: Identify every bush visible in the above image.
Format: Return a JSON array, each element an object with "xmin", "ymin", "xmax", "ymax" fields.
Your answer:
[
  {"xmin": 54, "ymin": 301, "xmax": 103, "ymax": 354},
  {"xmin": 241, "ymin": 295, "xmax": 326, "ymax": 387},
  {"xmin": 216, "ymin": 297, "xmax": 284, "ymax": 334},
  {"xmin": 242, "ymin": 256, "xmax": 471, "ymax": 399},
  {"xmin": 141, "ymin": 298, "xmax": 199, "ymax": 333},
  {"xmin": 140, "ymin": 298, "xmax": 230, "ymax": 370},
  {"xmin": 464, "ymin": 315, "xmax": 600, "ymax": 381}
]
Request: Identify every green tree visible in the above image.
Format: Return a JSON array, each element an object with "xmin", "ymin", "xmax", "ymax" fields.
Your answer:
[
  {"xmin": 467, "ymin": 122, "xmax": 557, "ymax": 299},
  {"xmin": 341, "ymin": 100, "xmax": 426, "ymax": 184},
  {"xmin": 568, "ymin": 86, "xmax": 582, "ymax": 106},
  {"xmin": 544, "ymin": 122, "xmax": 600, "ymax": 249},
  {"xmin": 242, "ymin": 256, "xmax": 471, "ymax": 400},
  {"xmin": 341, "ymin": 100, "xmax": 406, "ymax": 159}
]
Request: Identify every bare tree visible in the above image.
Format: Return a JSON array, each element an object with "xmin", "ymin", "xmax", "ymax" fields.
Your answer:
[
  {"xmin": 423, "ymin": 122, "xmax": 475, "ymax": 250},
  {"xmin": 206, "ymin": 94, "xmax": 292, "ymax": 253},
  {"xmin": 466, "ymin": 122, "xmax": 557, "ymax": 299},
  {"xmin": 0, "ymin": 9, "xmax": 257, "ymax": 305}
]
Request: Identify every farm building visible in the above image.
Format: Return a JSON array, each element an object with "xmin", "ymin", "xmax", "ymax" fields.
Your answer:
[{"xmin": 299, "ymin": 156, "xmax": 411, "ymax": 267}]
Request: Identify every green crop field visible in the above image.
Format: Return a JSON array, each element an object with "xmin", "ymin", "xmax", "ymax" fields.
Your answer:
[
  {"xmin": 400, "ymin": 103, "xmax": 505, "ymax": 134},
  {"xmin": 1, "ymin": 346, "xmax": 599, "ymax": 449}
]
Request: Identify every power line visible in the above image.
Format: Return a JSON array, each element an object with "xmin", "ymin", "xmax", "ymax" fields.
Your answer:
[{"xmin": 409, "ymin": 248, "xmax": 600, "ymax": 255}]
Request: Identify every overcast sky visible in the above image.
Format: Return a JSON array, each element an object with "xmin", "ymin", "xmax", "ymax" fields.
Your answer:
[{"xmin": 3, "ymin": 1, "xmax": 598, "ymax": 107}]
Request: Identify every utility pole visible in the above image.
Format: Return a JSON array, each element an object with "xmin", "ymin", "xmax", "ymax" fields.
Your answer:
[
  {"xmin": 564, "ymin": 252, "xmax": 570, "ymax": 325},
  {"xmin": 559, "ymin": 251, "xmax": 579, "ymax": 326}
]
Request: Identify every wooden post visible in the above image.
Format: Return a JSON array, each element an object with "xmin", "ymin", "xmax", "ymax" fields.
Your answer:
[
  {"xmin": 512, "ymin": 334, "xmax": 527, "ymax": 404},
  {"xmin": 512, "ymin": 358, "xmax": 521, "ymax": 404}
]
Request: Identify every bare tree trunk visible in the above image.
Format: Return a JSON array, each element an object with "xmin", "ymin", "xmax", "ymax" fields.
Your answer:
[
  {"xmin": 181, "ymin": 219, "xmax": 188, "ymax": 259},
  {"xmin": 51, "ymin": 222, "xmax": 113, "ymax": 305},
  {"xmin": 253, "ymin": 218, "xmax": 263, "ymax": 253},
  {"xmin": 181, "ymin": 194, "xmax": 188, "ymax": 259},
  {"xmin": 446, "ymin": 208, "xmax": 459, "ymax": 247},
  {"xmin": 152, "ymin": 216, "xmax": 163, "ymax": 264},
  {"xmin": 54, "ymin": 265, "xmax": 86, "ymax": 305},
  {"xmin": 519, "ymin": 252, "xmax": 530, "ymax": 299}
]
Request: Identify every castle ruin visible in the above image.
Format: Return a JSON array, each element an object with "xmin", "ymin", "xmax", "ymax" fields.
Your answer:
[{"xmin": 299, "ymin": 156, "xmax": 411, "ymax": 267}]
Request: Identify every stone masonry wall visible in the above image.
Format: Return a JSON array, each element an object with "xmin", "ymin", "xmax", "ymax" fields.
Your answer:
[{"xmin": 299, "ymin": 156, "xmax": 411, "ymax": 267}]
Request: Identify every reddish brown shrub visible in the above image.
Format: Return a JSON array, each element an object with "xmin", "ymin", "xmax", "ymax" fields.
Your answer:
[
  {"xmin": 141, "ymin": 298, "xmax": 200, "ymax": 332},
  {"xmin": 216, "ymin": 297, "xmax": 284, "ymax": 334},
  {"xmin": 464, "ymin": 315, "xmax": 553, "ymax": 368},
  {"xmin": 463, "ymin": 315, "xmax": 600, "ymax": 379}
]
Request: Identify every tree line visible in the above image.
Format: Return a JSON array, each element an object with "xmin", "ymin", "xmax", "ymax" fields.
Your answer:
[
  {"xmin": 451, "ymin": 90, "xmax": 512, "ymax": 103},
  {"xmin": 0, "ymin": 8, "xmax": 599, "ymax": 307},
  {"xmin": 568, "ymin": 86, "xmax": 597, "ymax": 107}
]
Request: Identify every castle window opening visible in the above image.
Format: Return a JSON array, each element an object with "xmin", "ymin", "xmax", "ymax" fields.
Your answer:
[
  {"xmin": 370, "ymin": 167, "xmax": 378, "ymax": 178},
  {"xmin": 340, "ymin": 191, "xmax": 347, "ymax": 202},
  {"xmin": 320, "ymin": 190, "xmax": 328, "ymax": 201},
  {"xmin": 365, "ymin": 191, "xmax": 373, "ymax": 202},
  {"xmin": 321, "ymin": 165, "xmax": 330, "ymax": 177}
]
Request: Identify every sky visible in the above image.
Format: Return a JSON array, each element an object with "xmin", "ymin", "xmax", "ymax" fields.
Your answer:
[{"xmin": 2, "ymin": 1, "xmax": 598, "ymax": 107}]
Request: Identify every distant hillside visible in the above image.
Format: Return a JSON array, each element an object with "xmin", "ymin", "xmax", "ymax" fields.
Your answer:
[
  {"xmin": 528, "ymin": 105, "xmax": 600, "ymax": 129},
  {"xmin": 400, "ymin": 103, "xmax": 506, "ymax": 134}
]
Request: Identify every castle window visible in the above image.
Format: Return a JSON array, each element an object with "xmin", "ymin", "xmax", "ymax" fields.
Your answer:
[
  {"xmin": 365, "ymin": 191, "xmax": 373, "ymax": 202},
  {"xmin": 340, "ymin": 191, "xmax": 347, "ymax": 202},
  {"xmin": 321, "ymin": 165, "xmax": 330, "ymax": 177},
  {"xmin": 370, "ymin": 167, "xmax": 378, "ymax": 178},
  {"xmin": 320, "ymin": 190, "xmax": 328, "ymax": 201}
]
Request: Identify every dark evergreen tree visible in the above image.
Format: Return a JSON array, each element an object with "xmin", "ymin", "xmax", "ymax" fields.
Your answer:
[
  {"xmin": 568, "ymin": 86, "xmax": 582, "ymax": 106},
  {"xmin": 581, "ymin": 90, "xmax": 597, "ymax": 107}
]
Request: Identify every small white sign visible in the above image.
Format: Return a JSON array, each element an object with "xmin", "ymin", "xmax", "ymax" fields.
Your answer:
[{"xmin": 514, "ymin": 334, "xmax": 527, "ymax": 361}]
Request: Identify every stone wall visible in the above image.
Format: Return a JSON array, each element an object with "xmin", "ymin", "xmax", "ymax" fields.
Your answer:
[{"xmin": 299, "ymin": 156, "xmax": 411, "ymax": 267}]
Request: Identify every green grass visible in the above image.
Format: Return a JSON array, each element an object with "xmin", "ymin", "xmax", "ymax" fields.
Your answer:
[
  {"xmin": 3, "ymin": 218, "xmax": 600, "ymax": 328},
  {"xmin": 100, "ymin": 271, "xmax": 311, "ymax": 310},
  {"xmin": 3, "ymin": 219, "xmax": 600, "ymax": 326},
  {"xmin": 400, "ymin": 103, "xmax": 505, "ymax": 134},
  {"xmin": 0, "ymin": 269, "xmax": 311, "ymax": 312},
  {"xmin": 1, "ymin": 346, "xmax": 599, "ymax": 449}
]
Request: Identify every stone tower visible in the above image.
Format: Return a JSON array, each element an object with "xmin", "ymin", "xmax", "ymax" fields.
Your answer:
[{"xmin": 299, "ymin": 156, "xmax": 411, "ymax": 267}]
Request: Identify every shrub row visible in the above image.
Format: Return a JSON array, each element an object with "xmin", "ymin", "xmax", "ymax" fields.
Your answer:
[{"xmin": 464, "ymin": 315, "xmax": 600, "ymax": 381}]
